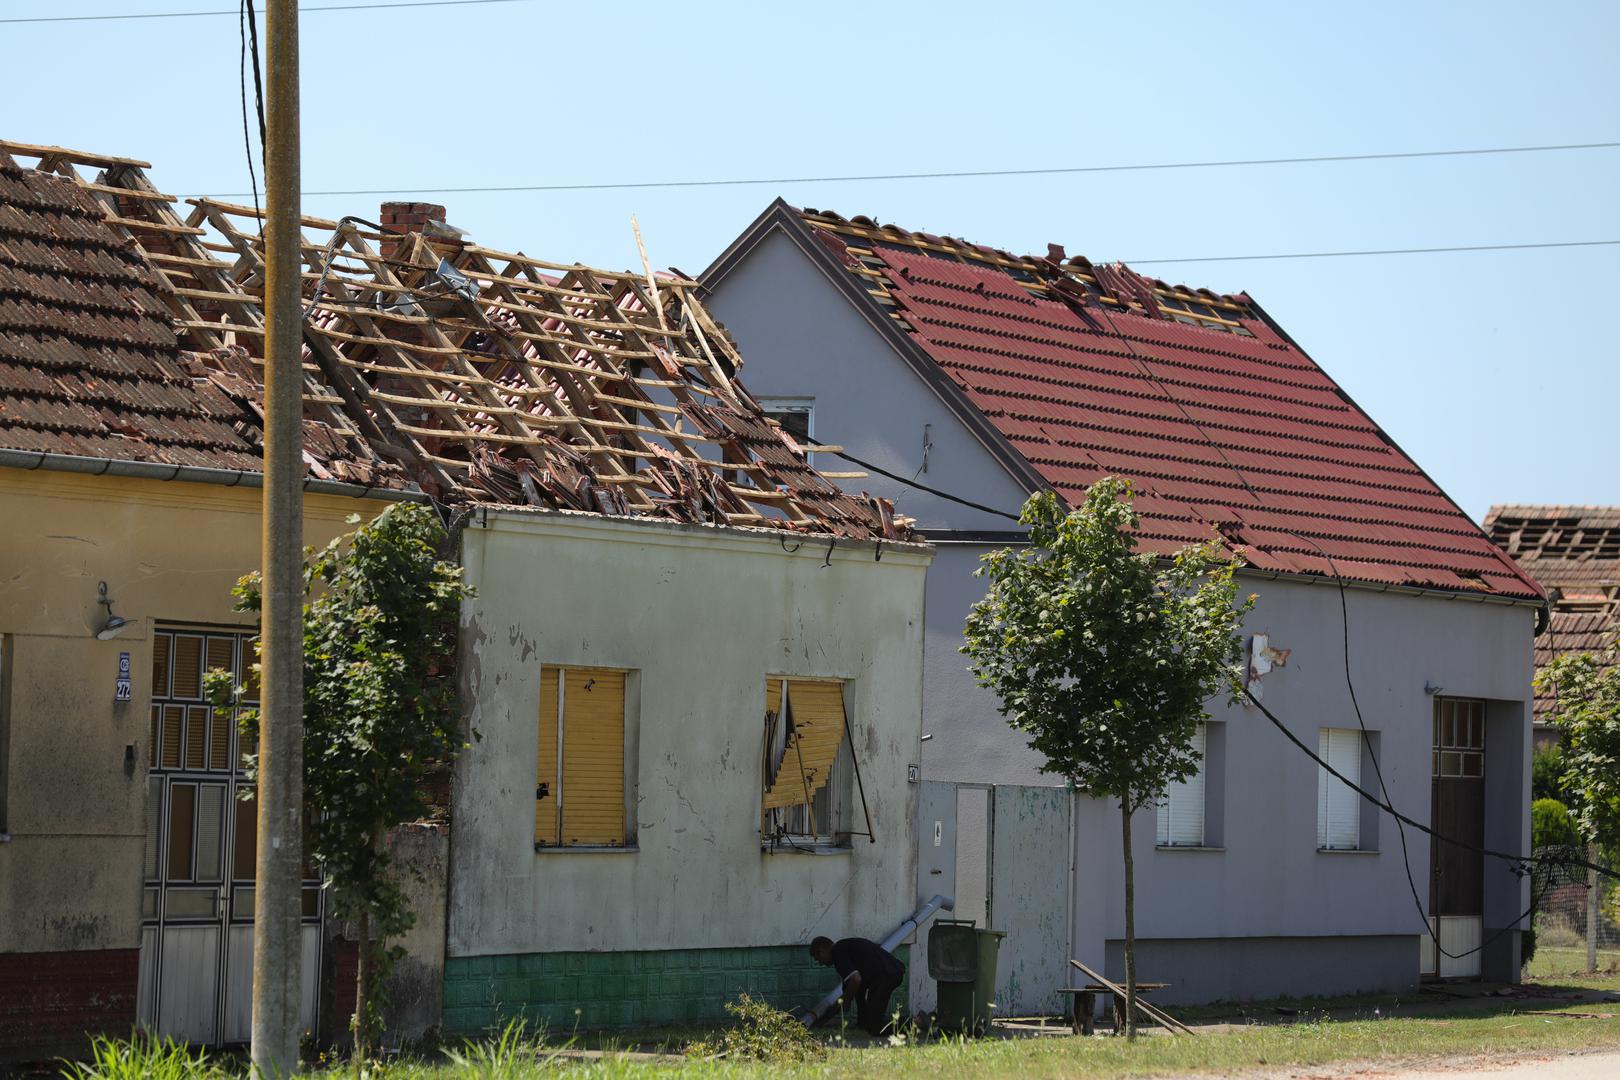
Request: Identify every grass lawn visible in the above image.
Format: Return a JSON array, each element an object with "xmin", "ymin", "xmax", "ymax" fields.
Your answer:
[
  {"xmin": 288, "ymin": 974, "xmax": 1620, "ymax": 1080},
  {"xmin": 1525, "ymin": 944, "xmax": 1620, "ymax": 980},
  {"xmin": 66, "ymin": 972, "xmax": 1620, "ymax": 1078}
]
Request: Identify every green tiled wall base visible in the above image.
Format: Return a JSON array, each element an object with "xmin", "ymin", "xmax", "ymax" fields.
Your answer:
[{"xmin": 442, "ymin": 945, "xmax": 910, "ymax": 1033}]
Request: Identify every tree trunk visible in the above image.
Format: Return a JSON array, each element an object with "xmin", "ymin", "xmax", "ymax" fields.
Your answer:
[
  {"xmin": 1588, "ymin": 841, "xmax": 1600, "ymax": 974},
  {"xmin": 1121, "ymin": 792, "xmax": 1137, "ymax": 1041},
  {"xmin": 354, "ymin": 908, "xmax": 371, "ymax": 1076}
]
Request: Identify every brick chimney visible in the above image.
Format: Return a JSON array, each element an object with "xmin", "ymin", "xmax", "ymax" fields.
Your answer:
[{"xmin": 379, "ymin": 201, "xmax": 448, "ymax": 264}]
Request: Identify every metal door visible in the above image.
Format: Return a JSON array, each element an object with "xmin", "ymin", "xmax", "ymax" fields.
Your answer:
[
  {"xmin": 137, "ymin": 627, "xmax": 323, "ymax": 1045},
  {"xmin": 1425, "ymin": 697, "xmax": 1486, "ymax": 978},
  {"xmin": 989, "ymin": 785, "xmax": 1073, "ymax": 1016},
  {"xmin": 910, "ymin": 781, "xmax": 1073, "ymax": 1018}
]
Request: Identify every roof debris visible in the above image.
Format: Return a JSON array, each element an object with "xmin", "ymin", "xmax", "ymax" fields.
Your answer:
[
  {"xmin": 0, "ymin": 142, "xmax": 905, "ymax": 541},
  {"xmin": 1486, "ymin": 505, "xmax": 1620, "ymax": 722}
]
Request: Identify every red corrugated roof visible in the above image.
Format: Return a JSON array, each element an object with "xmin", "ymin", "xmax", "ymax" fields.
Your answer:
[{"xmin": 794, "ymin": 208, "xmax": 1542, "ymax": 600}]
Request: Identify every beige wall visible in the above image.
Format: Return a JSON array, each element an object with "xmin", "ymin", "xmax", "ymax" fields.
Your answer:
[{"xmin": 0, "ymin": 467, "xmax": 384, "ymax": 954}]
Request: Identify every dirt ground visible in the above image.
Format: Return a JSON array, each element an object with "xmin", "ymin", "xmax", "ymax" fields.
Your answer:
[{"xmin": 1268, "ymin": 1048, "xmax": 1620, "ymax": 1079}]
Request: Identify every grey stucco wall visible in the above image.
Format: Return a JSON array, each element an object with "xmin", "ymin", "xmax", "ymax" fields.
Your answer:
[
  {"xmin": 1077, "ymin": 582, "xmax": 1533, "ymax": 990},
  {"xmin": 1104, "ymin": 936, "xmax": 1419, "ymax": 1006},
  {"xmin": 449, "ymin": 510, "xmax": 932, "ymax": 958},
  {"xmin": 705, "ymin": 227, "xmax": 1031, "ymax": 533},
  {"xmin": 383, "ymin": 824, "xmax": 448, "ymax": 1047},
  {"xmin": 704, "ymin": 226, "xmax": 1537, "ymax": 1001}
]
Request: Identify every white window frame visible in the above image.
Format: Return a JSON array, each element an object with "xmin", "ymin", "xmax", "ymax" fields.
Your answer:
[
  {"xmin": 1317, "ymin": 727, "xmax": 1363, "ymax": 850},
  {"xmin": 1157, "ymin": 722, "xmax": 1207, "ymax": 847},
  {"xmin": 757, "ymin": 397, "xmax": 815, "ymax": 461}
]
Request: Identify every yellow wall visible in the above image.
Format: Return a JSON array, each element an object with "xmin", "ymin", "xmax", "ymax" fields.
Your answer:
[{"xmin": 0, "ymin": 467, "xmax": 384, "ymax": 954}]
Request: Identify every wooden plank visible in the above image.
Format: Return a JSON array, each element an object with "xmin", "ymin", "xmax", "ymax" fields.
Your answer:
[
  {"xmin": 1068, "ymin": 960, "xmax": 1194, "ymax": 1036},
  {"xmin": 74, "ymin": 180, "xmax": 178, "ymax": 203},
  {"xmin": 104, "ymin": 215, "xmax": 208, "ymax": 236},
  {"xmin": 0, "ymin": 140, "xmax": 152, "ymax": 169}
]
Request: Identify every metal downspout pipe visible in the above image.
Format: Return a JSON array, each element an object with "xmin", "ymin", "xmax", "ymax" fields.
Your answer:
[{"xmin": 796, "ymin": 894, "xmax": 955, "ymax": 1026}]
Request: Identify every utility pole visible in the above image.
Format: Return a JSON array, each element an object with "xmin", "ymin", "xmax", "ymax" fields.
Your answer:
[{"xmin": 254, "ymin": 0, "xmax": 304, "ymax": 1074}]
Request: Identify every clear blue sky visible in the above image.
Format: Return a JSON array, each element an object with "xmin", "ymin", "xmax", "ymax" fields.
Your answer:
[{"xmin": 6, "ymin": 1, "xmax": 1616, "ymax": 520}]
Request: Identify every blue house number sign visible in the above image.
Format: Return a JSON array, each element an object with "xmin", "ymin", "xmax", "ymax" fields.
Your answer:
[{"xmin": 115, "ymin": 651, "xmax": 132, "ymax": 702}]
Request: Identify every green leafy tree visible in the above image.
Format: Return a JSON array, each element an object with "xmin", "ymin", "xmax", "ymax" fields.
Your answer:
[
  {"xmin": 1536, "ymin": 648, "xmax": 1620, "ymax": 973},
  {"xmin": 961, "ymin": 479, "xmax": 1252, "ymax": 1038},
  {"xmin": 1532, "ymin": 798, "xmax": 1581, "ymax": 851},
  {"xmin": 209, "ymin": 502, "xmax": 470, "ymax": 1066},
  {"xmin": 1531, "ymin": 743, "xmax": 1567, "ymax": 803},
  {"xmin": 1536, "ymin": 650, "xmax": 1620, "ymax": 848}
]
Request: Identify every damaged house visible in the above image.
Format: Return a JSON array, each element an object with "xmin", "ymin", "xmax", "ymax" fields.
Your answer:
[
  {"xmin": 0, "ymin": 143, "xmax": 929, "ymax": 1058},
  {"xmin": 701, "ymin": 203, "xmax": 1544, "ymax": 1010},
  {"xmin": 1485, "ymin": 506, "xmax": 1620, "ymax": 747}
]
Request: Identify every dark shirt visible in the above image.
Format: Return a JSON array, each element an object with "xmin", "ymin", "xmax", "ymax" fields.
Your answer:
[{"xmin": 830, "ymin": 937, "xmax": 903, "ymax": 987}]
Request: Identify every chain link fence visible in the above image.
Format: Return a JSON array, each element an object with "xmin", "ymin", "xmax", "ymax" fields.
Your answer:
[{"xmin": 1529, "ymin": 845, "xmax": 1619, "ymax": 976}]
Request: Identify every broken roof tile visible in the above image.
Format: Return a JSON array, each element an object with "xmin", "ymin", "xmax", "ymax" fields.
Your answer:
[{"xmin": 0, "ymin": 141, "xmax": 904, "ymax": 542}]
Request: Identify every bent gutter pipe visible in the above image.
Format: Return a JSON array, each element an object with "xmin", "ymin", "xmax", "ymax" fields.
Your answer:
[
  {"xmin": 796, "ymin": 894, "xmax": 954, "ymax": 1027},
  {"xmin": 0, "ymin": 447, "xmax": 425, "ymax": 504}
]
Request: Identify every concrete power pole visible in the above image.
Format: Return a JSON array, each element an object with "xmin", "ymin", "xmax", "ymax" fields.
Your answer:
[{"xmin": 254, "ymin": 0, "xmax": 305, "ymax": 1074}]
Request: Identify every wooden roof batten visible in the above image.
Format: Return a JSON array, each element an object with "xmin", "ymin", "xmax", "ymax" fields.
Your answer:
[{"xmin": 0, "ymin": 140, "xmax": 905, "ymax": 541}]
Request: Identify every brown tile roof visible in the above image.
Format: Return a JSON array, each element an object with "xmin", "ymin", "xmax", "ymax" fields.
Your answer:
[
  {"xmin": 0, "ymin": 150, "xmax": 263, "ymax": 470},
  {"xmin": 1485, "ymin": 505, "xmax": 1620, "ymax": 724},
  {"xmin": 0, "ymin": 143, "xmax": 903, "ymax": 541},
  {"xmin": 1532, "ymin": 610, "xmax": 1616, "ymax": 722}
]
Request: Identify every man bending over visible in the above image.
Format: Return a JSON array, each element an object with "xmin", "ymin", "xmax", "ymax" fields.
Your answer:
[{"xmin": 809, "ymin": 935, "xmax": 905, "ymax": 1036}]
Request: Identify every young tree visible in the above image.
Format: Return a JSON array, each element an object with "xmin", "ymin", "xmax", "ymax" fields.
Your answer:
[
  {"xmin": 961, "ymin": 479, "xmax": 1252, "ymax": 1038},
  {"xmin": 1536, "ymin": 647, "xmax": 1620, "ymax": 972},
  {"xmin": 210, "ymin": 502, "xmax": 470, "ymax": 1065}
]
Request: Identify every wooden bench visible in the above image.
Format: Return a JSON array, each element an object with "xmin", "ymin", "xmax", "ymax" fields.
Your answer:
[{"xmin": 1057, "ymin": 982, "xmax": 1169, "ymax": 1035}]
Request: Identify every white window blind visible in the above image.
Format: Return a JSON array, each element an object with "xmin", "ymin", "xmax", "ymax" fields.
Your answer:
[
  {"xmin": 1157, "ymin": 723, "xmax": 1206, "ymax": 847},
  {"xmin": 1317, "ymin": 728, "xmax": 1362, "ymax": 850}
]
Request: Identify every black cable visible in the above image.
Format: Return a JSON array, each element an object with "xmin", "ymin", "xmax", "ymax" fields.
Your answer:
[
  {"xmin": 1085, "ymin": 295, "xmax": 1571, "ymax": 960},
  {"xmin": 801, "ymin": 438, "xmax": 1020, "ymax": 522},
  {"xmin": 2, "ymin": 0, "xmax": 537, "ymax": 23},
  {"xmin": 243, "ymin": 1, "xmax": 266, "ymax": 147},
  {"xmin": 1246, "ymin": 686, "xmax": 1616, "ymax": 882},
  {"xmin": 192, "ymin": 140, "xmax": 1620, "ymax": 198},
  {"xmin": 1126, "ymin": 239, "xmax": 1620, "ymax": 266},
  {"xmin": 302, "ymin": 215, "xmax": 403, "ymax": 320},
  {"xmin": 236, "ymin": 1, "xmax": 262, "ymax": 235}
]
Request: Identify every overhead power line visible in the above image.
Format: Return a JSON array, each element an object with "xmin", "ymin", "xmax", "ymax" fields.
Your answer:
[
  {"xmin": 0, "ymin": 0, "xmax": 534, "ymax": 24},
  {"xmin": 204, "ymin": 139, "xmax": 1620, "ymax": 199},
  {"xmin": 1127, "ymin": 238, "xmax": 1620, "ymax": 265}
]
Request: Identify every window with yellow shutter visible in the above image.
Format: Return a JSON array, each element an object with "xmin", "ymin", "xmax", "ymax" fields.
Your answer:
[
  {"xmin": 761, "ymin": 677, "xmax": 866, "ymax": 849},
  {"xmin": 535, "ymin": 665, "xmax": 632, "ymax": 848}
]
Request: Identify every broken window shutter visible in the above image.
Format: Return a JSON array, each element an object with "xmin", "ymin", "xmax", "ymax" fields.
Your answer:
[
  {"xmin": 762, "ymin": 679, "xmax": 846, "ymax": 811},
  {"xmin": 559, "ymin": 668, "xmax": 626, "ymax": 846},
  {"xmin": 535, "ymin": 665, "xmax": 561, "ymax": 846}
]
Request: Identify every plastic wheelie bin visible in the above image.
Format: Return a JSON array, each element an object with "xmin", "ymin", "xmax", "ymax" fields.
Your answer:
[{"xmin": 927, "ymin": 918, "xmax": 1005, "ymax": 1034}]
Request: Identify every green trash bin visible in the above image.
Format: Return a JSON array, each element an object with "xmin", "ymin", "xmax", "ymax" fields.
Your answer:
[{"xmin": 927, "ymin": 919, "xmax": 1006, "ymax": 1034}]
